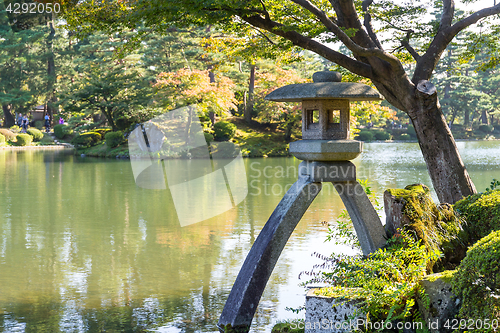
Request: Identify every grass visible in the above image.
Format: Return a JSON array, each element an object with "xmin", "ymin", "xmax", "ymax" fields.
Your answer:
[{"xmin": 226, "ymin": 117, "xmax": 297, "ymax": 157}]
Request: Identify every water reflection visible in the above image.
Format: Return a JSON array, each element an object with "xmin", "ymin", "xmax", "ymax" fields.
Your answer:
[{"xmin": 0, "ymin": 142, "xmax": 498, "ymax": 332}]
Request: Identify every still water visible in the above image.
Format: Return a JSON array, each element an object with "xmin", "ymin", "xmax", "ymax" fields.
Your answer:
[{"xmin": 0, "ymin": 141, "xmax": 498, "ymax": 332}]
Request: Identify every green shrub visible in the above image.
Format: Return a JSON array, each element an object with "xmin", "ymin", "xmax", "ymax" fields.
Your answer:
[
  {"xmin": 213, "ymin": 121, "xmax": 237, "ymax": 141},
  {"xmin": 53, "ymin": 124, "xmax": 73, "ymax": 139},
  {"xmin": 40, "ymin": 134, "xmax": 55, "ymax": 145},
  {"xmin": 373, "ymin": 130, "xmax": 391, "ymax": 140},
  {"xmin": 204, "ymin": 132, "xmax": 214, "ymax": 143},
  {"xmin": 451, "ymin": 230, "xmax": 500, "ymax": 329},
  {"xmin": 34, "ymin": 120, "xmax": 43, "ymax": 130},
  {"xmin": 310, "ymin": 230, "xmax": 439, "ymax": 324},
  {"xmin": 104, "ymin": 131, "xmax": 124, "ymax": 148},
  {"xmin": 454, "ymin": 189, "xmax": 500, "ymax": 246},
  {"xmin": 9, "ymin": 125, "xmax": 21, "ymax": 133},
  {"xmin": 399, "ymin": 133, "xmax": 411, "ymax": 140},
  {"xmin": 0, "ymin": 133, "xmax": 5, "ymax": 144},
  {"xmin": 16, "ymin": 133, "xmax": 33, "ymax": 146},
  {"xmin": 71, "ymin": 132, "xmax": 102, "ymax": 147},
  {"xmin": 355, "ymin": 130, "xmax": 374, "ymax": 141},
  {"xmin": 27, "ymin": 128, "xmax": 43, "ymax": 142},
  {"xmin": 478, "ymin": 124, "xmax": 494, "ymax": 133},
  {"xmin": 406, "ymin": 124, "xmax": 417, "ymax": 138},
  {"xmin": 0, "ymin": 129, "xmax": 16, "ymax": 141}
]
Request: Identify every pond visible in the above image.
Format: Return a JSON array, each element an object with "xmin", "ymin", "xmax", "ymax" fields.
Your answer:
[{"xmin": 0, "ymin": 141, "xmax": 499, "ymax": 332}]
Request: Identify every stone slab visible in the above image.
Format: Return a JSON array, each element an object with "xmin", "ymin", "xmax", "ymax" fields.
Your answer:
[
  {"xmin": 289, "ymin": 140, "xmax": 362, "ymax": 161},
  {"xmin": 417, "ymin": 271, "xmax": 460, "ymax": 333},
  {"xmin": 299, "ymin": 161, "xmax": 356, "ymax": 182},
  {"xmin": 305, "ymin": 289, "xmax": 363, "ymax": 333}
]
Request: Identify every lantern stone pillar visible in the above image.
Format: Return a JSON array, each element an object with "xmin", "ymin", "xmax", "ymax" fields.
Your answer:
[{"xmin": 218, "ymin": 72, "xmax": 388, "ymax": 332}]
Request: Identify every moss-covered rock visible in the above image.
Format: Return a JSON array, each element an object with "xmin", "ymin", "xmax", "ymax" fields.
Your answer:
[
  {"xmin": 384, "ymin": 184, "xmax": 465, "ymax": 271},
  {"xmin": 451, "ymin": 230, "xmax": 500, "ymax": 330},
  {"xmin": 453, "ymin": 189, "xmax": 500, "ymax": 246}
]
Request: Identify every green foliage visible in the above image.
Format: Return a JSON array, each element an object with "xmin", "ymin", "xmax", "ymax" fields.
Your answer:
[
  {"xmin": 487, "ymin": 179, "xmax": 500, "ymax": 191},
  {"xmin": 40, "ymin": 134, "xmax": 54, "ymax": 145},
  {"xmin": 213, "ymin": 121, "xmax": 236, "ymax": 141},
  {"xmin": 34, "ymin": 120, "xmax": 43, "ymax": 130},
  {"xmin": 451, "ymin": 230, "xmax": 500, "ymax": 328},
  {"xmin": 355, "ymin": 130, "xmax": 374, "ymax": 141},
  {"xmin": 53, "ymin": 124, "xmax": 73, "ymax": 139},
  {"xmin": 9, "ymin": 125, "xmax": 21, "ymax": 133},
  {"xmin": 312, "ymin": 230, "xmax": 438, "ymax": 324},
  {"xmin": 386, "ymin": 184, "xmax": 465, "ymax": 271},
  {"xmin": 271, "ymin": 320, "xmax": 305, "ymax": 333},
  {"xmin": 373, "ymin": 130, "xmax": 391, "ymax": 140},
  {"xmin": 478, "ymin": 124, "xmax": 494, "ymax": 133},
  {"xmin": 71, "ymin": 132, "xmax": 102, "ymax": 148},
  {"xmin": 204, "ymin": 132, "xmax": 214, "ymax": 143},
  {"xmin": 399, "ymin": 133, "xmax": 411, "ymax": 140},
  {"xmin": 93, "ymin": 128, "xmax": 112, "ymax": 138},
  {"xmin": 16, "ymin": 133, "xmax": 32, "ymax": 146},
  {"xmin": 0, "ymin": 129, "xmax": 16, "ymax": 141},
  {"xmin": 453, "ymin": 189, "xmax": 500, "ymax": 246},
  {"xmin": 27, "ymin": 128, "xmax": 43, "ymax": 142},
  {"xmin": 104, "ymin": 131, "xmax": 124, "ymax": 148},
  {"xmin": 0, "ymin": 133, "xmax": 5, "ymax": 144},
  {"xmin": 406, "ymin": 125, "xmax": 417, "ymax": 138}
]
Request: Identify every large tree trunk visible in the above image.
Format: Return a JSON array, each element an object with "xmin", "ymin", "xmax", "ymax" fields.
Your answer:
[
  {"xmin": 2, "ymin": 104, "xmax": 15, "ymax": 127},
  {"xmin": 244, "ymin": 64, "xmax": 255, "ymax": 124},
  {"xmin": 408, "ymin": 81, "xmax": 476, "ymax": 204}
]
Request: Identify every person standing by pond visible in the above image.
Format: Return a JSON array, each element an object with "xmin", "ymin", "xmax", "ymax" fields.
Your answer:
[
  {"xmin": 16, "ymin": 113, "xmax": 22, "ymax": 128},
  {"xmin": 21, "ymin": 115, "xmax": 29, "ymax": 133},
  {"xmin": 44, "ymin": 113, "xmax": 51, "ymax": 133}
]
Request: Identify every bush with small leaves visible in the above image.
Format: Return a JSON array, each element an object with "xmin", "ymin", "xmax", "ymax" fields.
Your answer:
[
  {"xmin": 27, "ymin": 128, "xmax": 44, "ymax": 142},
  {"xmin": 10, "ymin": 125, "xmax": 21, "ymax": 133},
  {"xmin": 400, "ymin": 133, "xmax": 411, "ymax": 140},
  {"xmin": 104, "ymin": 131, "xmax": 125, "ymax": 148},
  {"xmin": 0, "ymin": 129, "xmax": 16, "ymax": 141},
  {"xmin": 0, "ymin": 133, "xmax": 5, "ymax": 144},
  {"xmin": 35, "ymin": 121, "xmax": 43, "ymax": 130},
  {"xmin": 16, "ymin": 133, "xmax": 33, "ymax": 146},
  {"xmin": 213, "ymin": 121, "xmax": 237, "ymax": 141},
  {"xmin": 53, "ymin": 124, "xmax": 73, "ymax": 139},
  {"xmin": 478, "ymin": 124, "xmax": 494, "ymax": 133},
  {"xmin": 373, "ymin": 130, "xmax": 391, "ymax": 140},
  {"xmin": 204, "ymin": 132, "xmax": 214, "ymax": 143},
  {"xmin": 355, "ymin": 130, "xmax": 374, "ymax": 141},
  {"xmin": 71, "ymin": 132, "xmax": 102, "ymax": 147},
  {"xmin": 451, "ymin": 230, "xmax": 500, "ymax": 329}
]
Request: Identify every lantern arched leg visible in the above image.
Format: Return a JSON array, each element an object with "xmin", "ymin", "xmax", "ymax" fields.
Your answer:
[
  {"xmin": 332, "ymin": 181, "xmax": 387, "ymax": 255},
  {"xmin": 217, "ymin": 174, "xmax": 322, "ymax": 332}
]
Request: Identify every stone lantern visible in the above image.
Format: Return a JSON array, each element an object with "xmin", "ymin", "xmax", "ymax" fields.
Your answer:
[
  {"xmin": 265, "ymin": 71, "xmax": 383, "ymax": 161},
  {"xmin": 217, "ymin": 71, "xmax": 387, "ymax": 333}
]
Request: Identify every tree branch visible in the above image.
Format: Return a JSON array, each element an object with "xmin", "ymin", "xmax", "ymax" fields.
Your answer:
[
  {"xmin": 290, "ymin": 0, "xmax": 403, "ymax": 72},
  {"xmin": 414, "ymin": 2, "xmax": 500, "ymax": 82},
  {"xmin": 401, "ymin": 31, "xmax": 420, "ymax": 61},
  {"xmin": 439, "ymin": 0, "xmax": 455, "ymax": 31},
  {"xmin": 240, "ymin": 14, "xmax": 374, "ymax": 79},
  {"xmin": 362, "ymin": 0, "xmax": 383, "ymax": 49},
  {"xmin": 448, "ymin": 3, "xmax": 500, "ymax": 36}
]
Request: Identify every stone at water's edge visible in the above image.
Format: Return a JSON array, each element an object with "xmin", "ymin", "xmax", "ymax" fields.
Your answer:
[{"xmin": 416, "ymin": 271, "xmax": 460, "ymax": 333}]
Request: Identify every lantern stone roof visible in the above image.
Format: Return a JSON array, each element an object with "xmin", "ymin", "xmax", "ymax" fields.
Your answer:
[{"xmin": 265, "ymin": 71, "xmax": 384, "ymax": 102}]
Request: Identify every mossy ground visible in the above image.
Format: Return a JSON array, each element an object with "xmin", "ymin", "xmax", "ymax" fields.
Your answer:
[{"xmin": 271, "ymin": 320, "xmax": 305, "ymax": 333}]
